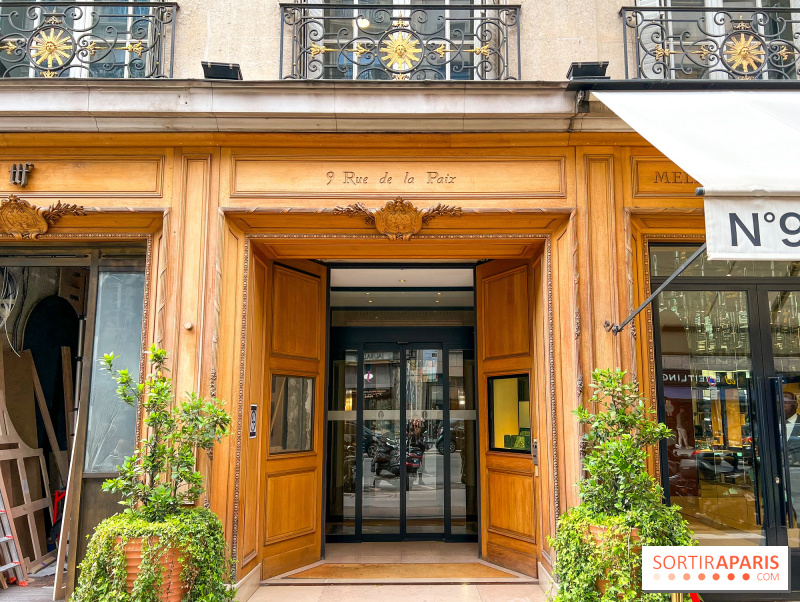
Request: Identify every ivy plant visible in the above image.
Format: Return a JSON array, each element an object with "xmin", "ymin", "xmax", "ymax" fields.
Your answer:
[
  {"xmin": 72, "ymin": 509, "xmax": 234, "ymax": 602},
  {"xmin": 548, "ymin": 368, "xmax": 696, "ymax": 602},
  {"xmin": 72, "ymin": 346, "xmax": 235, "ymax": 602}
]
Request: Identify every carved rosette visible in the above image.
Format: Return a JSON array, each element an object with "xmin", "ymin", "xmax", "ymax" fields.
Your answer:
[
  {"xmin": 334, "ymin": 198, "xmax": 461, "ymax": 241},
  {"xmin": 0, "ymin": 195, "xmax": 85, "ymax": 239}
]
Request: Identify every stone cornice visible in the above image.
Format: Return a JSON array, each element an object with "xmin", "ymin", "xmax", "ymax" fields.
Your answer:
[{"xmin": 0, "ymin": 79, "xmax": 629, "ymax": 133}]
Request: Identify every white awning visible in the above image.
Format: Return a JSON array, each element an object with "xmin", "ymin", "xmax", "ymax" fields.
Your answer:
[{"xmin": 594, "ymin": 90, "xmax": 800, "ymax": 260}]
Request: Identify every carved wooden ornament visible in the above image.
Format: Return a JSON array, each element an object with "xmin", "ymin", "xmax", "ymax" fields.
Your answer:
[
  {"xmin": 0, "ymin": 194, "xmax": 85, "ymax": 240},
  {"xmin": 334, "ymin": 198, "xmax": 461, "ymax": 241}
]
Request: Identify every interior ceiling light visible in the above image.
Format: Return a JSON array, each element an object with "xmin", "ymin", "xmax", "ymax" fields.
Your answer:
[{"xmin": 399, "ymin": 279, "xmax": 406, "ymax": 283}]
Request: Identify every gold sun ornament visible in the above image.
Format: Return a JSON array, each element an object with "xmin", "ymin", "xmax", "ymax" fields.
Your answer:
[
  {"xmin": 31, "ymin": 27, "xmax": 73, "ymax": 69},
  {"xmin": 380, "ymin": 30, "xmax": 422, "ymax": 72},
  {"xmin": 723, "ymin": 33, "xmax": 765, "ymax": 73}
]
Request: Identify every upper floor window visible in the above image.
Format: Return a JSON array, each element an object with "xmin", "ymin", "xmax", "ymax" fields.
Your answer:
[
  {"xmin": 627, "ymin": 0, "xmax": 799, "ymax": 80},
  {"xmin": 280, "ymin": 0, "xmax": 520, "ymax": 80},
  {"xmin": 0, "ymin": 0, "xmax": 176, "ymax": 78}
]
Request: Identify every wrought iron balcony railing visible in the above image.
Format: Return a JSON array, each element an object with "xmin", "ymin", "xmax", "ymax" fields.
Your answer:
[
  {"xmin": 280, "ymin": 3, "xmax": 520, "ymax": 80},
  {"xmin": 622, "ymin": 6, "xmax": 800, "ymax": 80},
  {"xmin": 0, "ymin": 1, "xmax": 176, "ymax": 78}
]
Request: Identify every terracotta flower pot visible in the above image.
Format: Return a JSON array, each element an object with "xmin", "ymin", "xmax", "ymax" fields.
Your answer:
[
  {"xmin": 118, "ymin": 537, "xmax": 185, "ymax": 602},
  {"xmin": 587, "ymin": 524, "xmax": 641, "ymax": 596}
]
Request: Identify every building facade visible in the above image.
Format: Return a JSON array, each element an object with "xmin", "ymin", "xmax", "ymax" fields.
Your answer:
[{"xmin": 0, "ymin": 0, "xmax": 798, "ymax": 600}]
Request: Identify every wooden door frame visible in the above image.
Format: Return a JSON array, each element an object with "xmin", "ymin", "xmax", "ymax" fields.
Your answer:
[
  {"xmin": 629, "ymin": 210, "xmax": 705, "ymax": 482},
  {"xmin": 223, "ymin": 209, "xmax": 567, "ymax": 582}
]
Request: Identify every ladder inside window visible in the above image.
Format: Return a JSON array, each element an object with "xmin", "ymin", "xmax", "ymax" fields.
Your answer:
[{"xmin": 0, "ymin": 483, "xmax": 27, "ymax": 588}]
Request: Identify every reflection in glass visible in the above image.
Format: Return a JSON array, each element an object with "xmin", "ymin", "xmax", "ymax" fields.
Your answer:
[
  {"xmin": 326, "ymin": 350, "xmax": 357, "ymax": 535},
  {"xmin": 657, "ymin": 289, "xmax": 765, "ymax": 546},
  {"xmin": 405, "ymin": 348, "xmax": 444, "ymax": 533},
  {"xmin": 488, "ymin": 375, "xmax": 531, "ymax": 452},
  {"xmin": 650, "ymin": 245, "xmax": 800, "ymax": 280},
  {"xmin": 449, "ymin": 350, "xmax": 477, "ymax": 534},
  {"xmin": 270, "ymin": 375, "xmax": 314, "ymax": 453},
  {"xmin": 84, "ymin": 272, "xmax": 145, "ymax": 473},
  {"xmin": 363, "ymin": 350, "xmax": 401, "ymax": 534},
  {"xmin": 769, "ymin": 290, "xmax": 800, "ymax": 548}
]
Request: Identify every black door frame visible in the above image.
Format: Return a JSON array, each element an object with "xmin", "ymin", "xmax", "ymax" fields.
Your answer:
[
  {"xmin": 651, "ymin": 277, "xmax": 800, "ymax": 596},
  {"xmin": 326, "ymin": 326, "xmax": 476, "ymax": 543}
]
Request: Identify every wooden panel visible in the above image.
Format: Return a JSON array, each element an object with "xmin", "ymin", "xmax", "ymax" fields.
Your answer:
[
  {"xmin": 240, "ymin": 256, "xmax": 267, "ymax": 566},
  {"xmin": 264, "ymin": 240, "xmax": 542, "ymax": 261},
  {"xmin": 257, "ymin": 256, "xmax": 326, "ymax": 578},
  {"xmin": 0, "ymin": 130, "xmax": 647, "ymax": 150},
  {"xmin": 231, "ymin": 158, "xmax": 566, "ymax": 197},
  {"xmin": 580, "ymin": 155, "xmax": 620, "ymax": 379},
  {"xmin": 476, "ymin": 258, "xmax": 540, "ymax": 578},
  {"xmin": 209, "ymin": 221, "xmax": 245, "ymax": 544},
  {"xmin": 262, "ymin": 541, "xmax": 319, "ymax": 579},
  {"xmin": 0, "ymin": 157, "xmax": 163, "ymax": 197},
  {"xmin": 271, "ymin": 265, "xmax": 321, "ymax": 360},
  {"xmin": 265, "ymin": 470, "xmax": 317, "ymax": 542},
  {"xmin": 231, "ymin": 212, "xmax": 568, "ymax": 235},
  {"xmin": 481, "ymin": 266, "xmax": 530, "ymax": 361},
  {"xmin": 487, "ymin": 470, "xmax": 535, "ymax": 540},
  {"xmin": 174, "ymin": 156, "xmax": 212, "ymax": 400},
  {"xmin": 486, "ymin": 542, "xmax": 537, "ymax": 577},
  {"xmin": 632, "ymin": 157, "xmax": 699, "ymax": 197},
  {"xmin": 39, "ymin": 212, "xmax": 163, "ymax": 234}
]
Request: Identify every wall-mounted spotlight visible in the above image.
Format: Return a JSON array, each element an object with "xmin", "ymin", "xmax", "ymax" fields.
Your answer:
[
  {"xmin": 201, "ymin": 61, "xmax": 243, "ymax": 80},
  {"xmin": 566, "ymin": 61, "xmax": 609, "ymax": 80}
]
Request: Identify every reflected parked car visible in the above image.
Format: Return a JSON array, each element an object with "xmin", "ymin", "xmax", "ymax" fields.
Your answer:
[
  {"xmin": 344, "ymin": 421, "xmax": 382, "ymax": 457},
  {"xmin": 436, "ymin": 422, "xmax": 466, "ymax": 455}
]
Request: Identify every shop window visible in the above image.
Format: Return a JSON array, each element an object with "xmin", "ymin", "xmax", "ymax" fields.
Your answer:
[
  {"xmin": 84, "ymin": 271, "xmax": 145, "ymax": 473},
  {"xmin": 270, "ymin": 375, "xmax": 314, "ymax": 453},
  {"xmin": 488, "ymin": 374, "xmax": 530, "ymax": 453}
]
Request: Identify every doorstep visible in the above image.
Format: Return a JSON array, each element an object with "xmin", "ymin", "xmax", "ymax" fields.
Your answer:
[
  {"xmin": 262, "ymin": 542, "xmax": 538, "ymax": 585},
  {"xmin": 262, "ymin": 559, "xmax": 538, "ymax": 585}
]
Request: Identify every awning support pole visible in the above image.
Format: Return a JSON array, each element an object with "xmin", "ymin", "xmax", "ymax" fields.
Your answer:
[{"xmin": 603, "ymin": 242, "xmax": 707, "ymax": 336}]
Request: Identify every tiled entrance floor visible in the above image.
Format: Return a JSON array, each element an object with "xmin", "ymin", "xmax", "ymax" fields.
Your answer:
[
  {"xmin": 263, "ymin": 542, "xmax": 539, "ymax": 586},
  {"xmin": 326, "ymin": 542, "xmax": 484, "ymax": 564}
]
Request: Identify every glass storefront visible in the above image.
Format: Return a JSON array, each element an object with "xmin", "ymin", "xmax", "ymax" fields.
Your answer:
[{"xmin": 652, "ymin": 245, "xmax": 800, "ymax": 561}]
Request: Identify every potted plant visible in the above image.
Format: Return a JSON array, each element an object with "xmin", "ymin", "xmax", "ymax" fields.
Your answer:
[
  {"xmin": 72, "ymin": 346, "xmax": 235, "ymax": 602},
  {"xmin": 548, "ymin": 368, "xmax": 695, "ymax": 602}
]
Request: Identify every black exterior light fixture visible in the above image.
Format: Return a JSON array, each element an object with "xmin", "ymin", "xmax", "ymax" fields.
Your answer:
[
  {"xmin": 201, "ymin": 61, "xmax": 243, "ymax": 80},
  {"xmin": 566, "ymin": 61, "xmax": 609, "ymax": 80}
]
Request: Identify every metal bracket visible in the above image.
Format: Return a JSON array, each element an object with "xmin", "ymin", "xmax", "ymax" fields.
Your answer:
[
  {"xmin": 9, "ymin": 163, "xmax": 34, "ymax": 188},
  {"xmin": 604, "ymin": 243, "xmax": 707, "ymax": 336}
]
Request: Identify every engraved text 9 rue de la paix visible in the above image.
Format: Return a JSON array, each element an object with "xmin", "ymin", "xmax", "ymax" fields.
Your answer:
[{"xmin": 326, "ymin": 170, "xmax": 457, "ymax": 186}]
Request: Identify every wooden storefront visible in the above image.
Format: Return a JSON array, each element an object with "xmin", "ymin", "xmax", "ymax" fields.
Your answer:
[{"xmin": 0, "ymin": 132, "xmax": 704, "ymax": 593}]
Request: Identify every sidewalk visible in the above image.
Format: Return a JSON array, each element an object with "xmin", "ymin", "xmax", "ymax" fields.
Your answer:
[{"xmin": 252, "ymin": 584, "xmax": 548, "ymax": 602}]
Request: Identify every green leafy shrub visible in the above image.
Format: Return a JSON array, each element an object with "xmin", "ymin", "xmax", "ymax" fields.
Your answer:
[
  {"xmin": 72, "ymin": 345, "xmax": 235, "ymax": 602},
  {"xmin": 72, "ymin": 509, "xmax": 233, "ymax": 602},
  {"xmin": 548, "ymin": 368, "xmax": 695, "ymax": 602}
]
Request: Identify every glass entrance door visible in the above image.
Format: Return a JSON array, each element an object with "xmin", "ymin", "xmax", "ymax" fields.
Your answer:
[
  {"xmin": 651, "ymin": 244, "xmax": 800, "ymax": 589},
  {"xmin": 362, "ymin": 348, "xmax": 403, "ymax": 535},
  {"xmin": 326, "ymin": 329, "xmax": 477, "ymax": 541}
]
